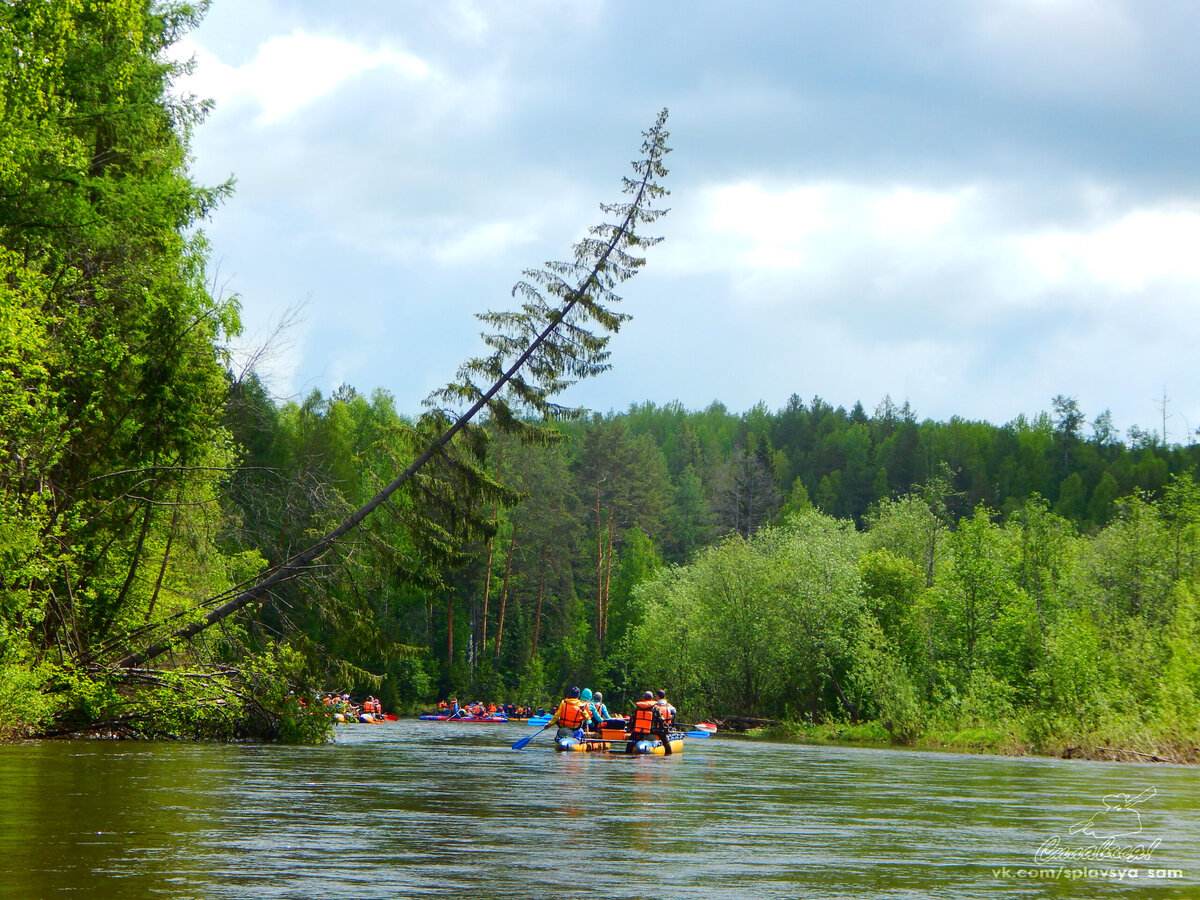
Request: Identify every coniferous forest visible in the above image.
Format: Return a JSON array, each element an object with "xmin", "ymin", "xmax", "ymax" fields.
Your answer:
[{"xmin": 2, "ymin": 3, "xmax": 1198, "ymax": 760}]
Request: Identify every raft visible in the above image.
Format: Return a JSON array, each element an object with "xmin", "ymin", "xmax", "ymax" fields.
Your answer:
[
  {"xmin": 334, "ymin": 713, "xmax": 389, "ymax": 724},
  {"xmin": 554, "ymin": 731, "xmax": 685, "ymax": 756},
  {"xmin": 418, "ymin": 714, "xmax": 509, "ymax": 723}
]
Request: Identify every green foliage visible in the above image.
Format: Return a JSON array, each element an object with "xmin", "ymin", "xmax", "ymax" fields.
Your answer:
[
  {"xmin": 628, "ymin": 509, "xmax": 864, "ymax": 718},
  {"xmin": 847, "ymin": 619, "xmax": 924, "ymax": 742}
]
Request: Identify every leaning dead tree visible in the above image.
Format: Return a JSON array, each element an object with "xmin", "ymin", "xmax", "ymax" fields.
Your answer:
[{"xmin": 114, "ymin": 109, "xmax": 670, "ymax": 670}]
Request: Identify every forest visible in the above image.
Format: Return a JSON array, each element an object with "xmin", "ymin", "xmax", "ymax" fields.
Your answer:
[{"xmin": 2, "ymin": 2, "xmax": 1198, "ymax": 759}]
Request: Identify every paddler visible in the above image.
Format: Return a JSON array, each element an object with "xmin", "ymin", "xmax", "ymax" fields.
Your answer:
[
  {"xmin": 654, "ymin": 690, "xmax": 675, "ymax": 726},
  {"xmin": 627, "ymin": 691, "xmax": 658, "ymax": 750},
  {"xmin": 547, "ymin": 686, "xmax": 591, "ymax": 740},
  {"xmin": 651, "ymin": 690, "xmax": 674, "ymax": 754},
  {"xmin": 581, "ymin": 689, "xmax": 609, "ymax": 732},
  {"xmin": 579, "ymin": 688, "xmax": 596, "ymax": 732},
  {"xmin": 591, "ymin": 691, "xmax": 612, "ymax": 723}
]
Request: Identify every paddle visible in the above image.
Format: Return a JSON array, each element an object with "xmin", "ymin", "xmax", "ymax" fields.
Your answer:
[{"xmin": 512, "ymin": 721, "xmax": 553, "ymax": 750}]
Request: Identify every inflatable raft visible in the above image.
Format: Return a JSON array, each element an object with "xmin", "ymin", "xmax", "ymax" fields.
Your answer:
[
  {"xmin": 418, "ymin": 714, "xmax": 509, "ymax": 723},
  {"xmin": 554, "ymin": 732, "xmax": 685, "ymax": 755},
  {"xmin": 553, "ymin": 720, "xmax": 684, "ymax": 755}
]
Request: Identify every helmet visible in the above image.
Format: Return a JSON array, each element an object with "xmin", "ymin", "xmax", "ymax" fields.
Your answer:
[
  {"xmin": 580, "ymin": 688, "xmax": 593, "ymax": 701},
  {"xmin": 568, "ymin": 686, "xmax": 581, "ymax": 698},
  {"xmin": 594, "ymin": 692, "xmax": 603, "ymax": 701},
  {"xmin": 656, "ymin": 690, "xmax": 666, "ymax": 699},
  {"xmin": 643, "ymin": 691, "xmax": 654, "ymax": 700}
]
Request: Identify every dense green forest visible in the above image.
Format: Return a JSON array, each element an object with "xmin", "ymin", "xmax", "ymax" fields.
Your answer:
[
  {"xmin": 2, "ymin": 2, "xmax": 1197, "ymax": 758},
  {"xmin": 217, "ymin": 382, "xmax": 1200, "ymax": 758}
]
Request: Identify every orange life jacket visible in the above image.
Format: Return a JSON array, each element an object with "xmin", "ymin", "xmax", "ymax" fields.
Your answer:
[
  {"xmin": 656, "ymin": 699, "xmax": 674, "ymax": 726},
  {"xmin": 558, "ymin": 698, "xmax": 587, "ymax": 729},
  {"xmin": 632, "ymin": 699, "xmax": 657, "ymax": 732}
]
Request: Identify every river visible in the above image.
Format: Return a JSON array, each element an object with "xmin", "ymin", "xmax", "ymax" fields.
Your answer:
[{"xmin": 0, "ymin": 721, "xmax": 1196, "ymax": 899}]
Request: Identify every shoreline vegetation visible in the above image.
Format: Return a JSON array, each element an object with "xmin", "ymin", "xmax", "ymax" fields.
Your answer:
[
  {"xmin": 2, "ymin": 4, "xmax": 1198, "ymax": 756},
  {"xmin": 729, "ymin": 720, "xmax": 1199, "ymax": 765}
]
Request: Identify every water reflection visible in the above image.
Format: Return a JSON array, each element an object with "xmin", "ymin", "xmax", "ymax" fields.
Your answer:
[{"xmin": 0, "ymin": 724, "xmax": 1196, "ymax": 898}]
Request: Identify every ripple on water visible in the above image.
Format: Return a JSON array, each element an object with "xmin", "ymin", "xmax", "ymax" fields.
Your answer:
[{"xmin": 0, "ymin": 726, "xmax": 1196, "ymax": 899}]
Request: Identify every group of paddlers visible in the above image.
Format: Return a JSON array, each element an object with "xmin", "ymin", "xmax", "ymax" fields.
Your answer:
[
  {"xmin": 437, "ymin": 700, "xmax": 538, "ymax": 719},
  {"xmin": 321, "ymin": 693, "xmax": 386, "ymax": 721},
  {"xmin": 548, "ymin": 687, "xmax": 677, "ymax": 753}
]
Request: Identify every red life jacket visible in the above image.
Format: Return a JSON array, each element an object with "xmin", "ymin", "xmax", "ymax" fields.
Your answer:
[{"xmin": 558, "ymin": 699, "xmax": 586, "ymax": 728}]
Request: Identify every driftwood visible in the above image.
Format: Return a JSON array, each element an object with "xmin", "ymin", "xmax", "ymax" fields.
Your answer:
[{"xmin": 1096, "ymin": 747, "xmax": 1171, "ymax": 763}]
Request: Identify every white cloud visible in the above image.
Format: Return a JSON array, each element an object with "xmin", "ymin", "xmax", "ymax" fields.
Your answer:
[
  {"xmin": 667, "ymin": 177, "xmax": 1200, "ymax": 317},
  {"xmin": 172, "ymin": 32, "xmax": 428, "ymax": 124},
  {"xmin": 874, "ymin": 187, "xmax": 966, "ymax": 238},
  {"xmin": 1019, "ymin": 206, "xmax": 1200, "ymax": 290}
]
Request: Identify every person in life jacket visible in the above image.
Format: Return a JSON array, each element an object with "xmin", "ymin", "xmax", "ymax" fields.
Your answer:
[
  {"xmin": 579, "ymin": 688, "xmax": 597, "ymax": 732},
  {"xmin": 655, "ymin": 690, "xmax": 675, "ymax": 726},
  {"xmin": 651, "ymin": 690, "xmax": 675, "ymax": 755},
  {"xmin": 628, "ymin": 691, "xmax": 658, "ymax": 747},
  {"xmin": 591, "ymin": 691, "xmax": 612, "ymax": 723},
  {"xmin": 548, "ymin": 686, "xmax": 591, "ymax": 739}
]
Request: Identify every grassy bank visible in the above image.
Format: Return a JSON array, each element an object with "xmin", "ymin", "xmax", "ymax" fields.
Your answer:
[{"xmin": 735, "ymin": 718, "xmax": 1200, "ymax": 764}]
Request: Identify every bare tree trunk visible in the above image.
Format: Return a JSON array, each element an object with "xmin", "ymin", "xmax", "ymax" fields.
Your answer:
[
  {"xmin": 145, "ymin": 499, "xmax": 181, "ymax": 623},
  {"xmin": 601, "ymin": 511, "xmax": 615, "ymax": 643},
  {"xmin": 532, "ymin": 546, "xmax": 546, "ymax": 658},
  {"xmin": 595, "ymin": 488, "xmax": 605, "ymax": 641},
  {"xmin": 480, "ymin": 505, "xmax": 497, "ymax": 660},
  {"xmin": 112, "ymin": 111, "xmax": 667, "ymax": 671},
  {"xmin": 494, "ymin": 524, "xmax": 517, "ymax": 663},
  {"xmin": 446, "ymin": 592, "xmax": 454, "ymax": 663}
]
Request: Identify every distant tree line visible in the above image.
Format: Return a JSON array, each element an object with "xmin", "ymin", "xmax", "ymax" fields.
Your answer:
[
  {"xmin": 2, "ymin": 1, "xmax": 1194, "ymax": 755},
  {"xmin": 217, "ymin": 378, "xmax": 1200, "ymax": 743}
]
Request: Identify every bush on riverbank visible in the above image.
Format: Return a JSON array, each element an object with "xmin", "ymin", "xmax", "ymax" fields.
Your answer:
[{"xmin": 629, "ymin": 489, "xmax": 1200, "ymax": 765}]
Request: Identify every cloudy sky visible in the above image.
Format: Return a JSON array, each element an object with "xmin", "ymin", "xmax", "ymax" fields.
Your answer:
[{"xmin": 174, "ymin": 0, "xmax": 1200, "ymax": 441}]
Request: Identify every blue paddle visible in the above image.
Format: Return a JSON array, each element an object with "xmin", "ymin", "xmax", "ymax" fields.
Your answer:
[{"xmin": 512, "ymin": 721, "xmax": 553, "ymax": 750}]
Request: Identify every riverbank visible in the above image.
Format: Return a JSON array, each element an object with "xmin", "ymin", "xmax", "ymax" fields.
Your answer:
[{"xmin": 735, "ymin": 719, "xmax": 1200, "ymax": 765}]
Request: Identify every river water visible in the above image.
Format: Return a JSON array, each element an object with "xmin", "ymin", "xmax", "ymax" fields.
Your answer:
[{"xmin": 0, "ymin": 721, "xmax": 1196, "ymax": 899}]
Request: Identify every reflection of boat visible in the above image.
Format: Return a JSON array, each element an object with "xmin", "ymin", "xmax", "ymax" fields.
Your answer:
[
  {"xmin": 555, "ymin": 731, "xmax": 685, "ymax": 755},
  {"xmin": 418, "ymin": 714, "xmax": 509, "ymax": 723}
]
